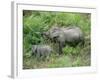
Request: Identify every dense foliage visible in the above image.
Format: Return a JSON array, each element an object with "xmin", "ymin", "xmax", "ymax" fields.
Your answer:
[{"xmin": 23, "ymin": 10, "xmax": 91, "ymax": 69}]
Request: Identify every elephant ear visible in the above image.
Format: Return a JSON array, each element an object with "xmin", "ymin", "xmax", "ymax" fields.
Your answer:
[{"xmin": 58, "ymin": 34, "xmax": 65, "ymax": 42}]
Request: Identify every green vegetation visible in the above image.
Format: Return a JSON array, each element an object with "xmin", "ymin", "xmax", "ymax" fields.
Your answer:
[{"xmin": 23, "ymin": 10, "xmax": 91, "ymax": 69}]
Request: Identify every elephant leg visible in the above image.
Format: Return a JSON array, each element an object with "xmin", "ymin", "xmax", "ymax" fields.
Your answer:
[{"xmin": 58, "ymin": 42, "xmax": 63, "ymax": 55}]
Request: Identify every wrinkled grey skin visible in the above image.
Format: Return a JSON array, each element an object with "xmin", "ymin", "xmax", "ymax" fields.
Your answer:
[
  {"xmin": 43, "ymin": 26, "xmax": 84, "ymax": 54},
  {"xmin": 32, "ymin": 45, "xmax": 52, "ymax": 60}
]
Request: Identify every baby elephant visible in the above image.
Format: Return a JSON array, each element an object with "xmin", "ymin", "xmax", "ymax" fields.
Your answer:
[{"xmin": 32, "ymin": 45, "xmax": 52, "ymax": 60}]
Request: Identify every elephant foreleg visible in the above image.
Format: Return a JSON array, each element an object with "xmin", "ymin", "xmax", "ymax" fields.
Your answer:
[{"xmin": 58, "ymin": 42, "xmax": 63, "ymax": 55}]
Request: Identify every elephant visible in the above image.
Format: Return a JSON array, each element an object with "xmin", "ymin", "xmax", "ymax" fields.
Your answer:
[
  {"xmin": 42, "ymin": 26, "xmax": 84, "ymax": 55},
  {"xmin": 32, "ymin": 45, "xmax": 52, "ymax": 60}
]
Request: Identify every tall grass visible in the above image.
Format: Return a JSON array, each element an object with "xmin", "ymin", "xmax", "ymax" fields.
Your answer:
[{"xmin": 23, "ymin": 10, "xmax": 91, "ymax": 69}]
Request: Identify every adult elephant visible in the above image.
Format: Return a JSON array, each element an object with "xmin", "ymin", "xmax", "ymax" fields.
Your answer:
[{"xmin": 42, "ymin": 26, "xmax": 84, "ymax": 55}]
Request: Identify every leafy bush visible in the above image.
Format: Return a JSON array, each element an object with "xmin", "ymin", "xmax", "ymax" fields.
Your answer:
[{"xmin": 62, "ymin": 46, "xmax": 80, "ymax": 55}]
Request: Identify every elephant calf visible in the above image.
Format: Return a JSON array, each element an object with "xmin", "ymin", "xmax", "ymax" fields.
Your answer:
[{"xmin": 32, "ymin": 45, "xmax": 52, "ymax": 60}]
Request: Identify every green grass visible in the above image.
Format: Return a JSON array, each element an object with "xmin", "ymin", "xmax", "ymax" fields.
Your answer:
[{"xmin": 23, "ymin": 10, "xmax": 91, "ymax": 69}]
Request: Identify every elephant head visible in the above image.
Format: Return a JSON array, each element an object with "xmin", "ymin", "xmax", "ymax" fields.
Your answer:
[{"xmin": 42, "ymin": 27, "xmax": 62, "ymax": 42}]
